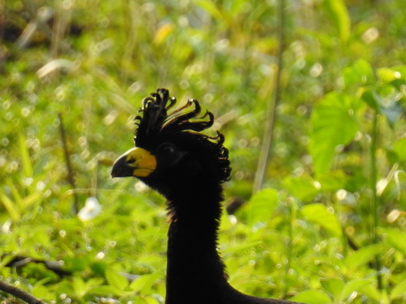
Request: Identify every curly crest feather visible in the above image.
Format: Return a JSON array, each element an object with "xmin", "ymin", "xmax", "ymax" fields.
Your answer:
[{"xmin": 134, "ymin": 88, "xmax": 231, "ymax": 183}]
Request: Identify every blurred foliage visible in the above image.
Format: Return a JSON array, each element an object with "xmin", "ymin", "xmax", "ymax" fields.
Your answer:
[{"xmin": 1, "ymin": 0, "xmax": 406, "ymax": 303}]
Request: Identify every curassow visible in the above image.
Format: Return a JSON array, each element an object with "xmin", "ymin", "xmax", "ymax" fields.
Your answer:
[{"xmin": 111, "ymin": 89, "xmax": 302, "ymax": 304}]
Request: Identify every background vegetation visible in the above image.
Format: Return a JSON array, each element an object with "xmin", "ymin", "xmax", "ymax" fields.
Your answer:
[{"xmin": 1, "ymin": 0, "xmax": 405, "ymax": 303}]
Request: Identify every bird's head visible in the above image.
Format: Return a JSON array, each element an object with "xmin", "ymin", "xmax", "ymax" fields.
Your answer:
[{"xmin": 111, "ymin": 88, "xmax": 231, "ymax": 198}]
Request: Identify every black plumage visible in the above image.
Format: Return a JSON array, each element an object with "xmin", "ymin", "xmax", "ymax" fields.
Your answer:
[{"xmin": 111, "ymin": 89, "xmax": 302, "ymax": 304}]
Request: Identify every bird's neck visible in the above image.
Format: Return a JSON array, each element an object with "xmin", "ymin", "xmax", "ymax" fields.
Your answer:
[{"xmin": 165, "ymin": 183, "xmax": 233, "ymax": 304}]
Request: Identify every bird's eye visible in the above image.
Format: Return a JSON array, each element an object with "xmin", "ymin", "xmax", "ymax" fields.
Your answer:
[{"xmin": 158, "ymin": 143, "xmax": 176, "ymax": 155}]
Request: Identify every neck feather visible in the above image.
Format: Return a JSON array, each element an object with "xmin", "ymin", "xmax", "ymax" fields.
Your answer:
[{"xmin": 165, "ymin": 182, "xmax": 233, "ymax": 304}]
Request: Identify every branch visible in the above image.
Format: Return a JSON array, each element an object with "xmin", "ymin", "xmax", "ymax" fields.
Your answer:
[
  {"xmin": 253, "ymin": 0, "xmax": 286, "ymax": 192},
  {"xmin": 0, "ymin": 280, "xmax": 45, "ymax": 304}
]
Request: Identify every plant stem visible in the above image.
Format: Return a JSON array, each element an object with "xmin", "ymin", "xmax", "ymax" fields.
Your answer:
[
  {"xmin": 370, "ymin": 110, "xmax": 383, "ymax": 290},
  {"xmin": 58, "ymin": 113, "xmax": 79, "ymax": 214},
  {"xmin": 253, "ymin": 0, "xmax": 286, "ymax": 193}
]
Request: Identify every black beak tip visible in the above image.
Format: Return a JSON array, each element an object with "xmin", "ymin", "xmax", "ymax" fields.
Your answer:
[{"xmin": 111, "ymin": 156, "xmax": 130, "ymax": 178}]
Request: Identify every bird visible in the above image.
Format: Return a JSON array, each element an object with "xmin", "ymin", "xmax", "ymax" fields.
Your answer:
[{"xmin": 111, "ymin": 88, "xmax": 302, "ymax": 304}]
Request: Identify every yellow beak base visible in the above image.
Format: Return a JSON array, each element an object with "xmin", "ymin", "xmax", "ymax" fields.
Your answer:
[{"xmin": 111, "ymin": 147, "xmax": 157, "ymax": 178}]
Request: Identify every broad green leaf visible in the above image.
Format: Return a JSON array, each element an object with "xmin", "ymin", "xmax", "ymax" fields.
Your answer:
[
  {"xmin": 290, "ymin": 289, "xmax": 332, "ymax": 304},
  {"xmin": 377, "ymin": 68, "xmax": 401, "ymax": 83},
  {"xmin": 283, "ymin": 175, "xmax": 319, "ymax": 201},
  {"xmin": 130, "ymin": 273, "xmax": 161, "ymax": 294},
  {"xmin": 393, "ymin": 137, "xmax": 406, "ymax": 161},
  {"xmin": 344, "ymin": 244, "xmax": 382, "ymax": 269},
  {"xmin": 320, "ymin": 278, "xmax": 345, "ymax": 298},
  {"xmin": 390, "ymin": 278, "xmax": 406, "ymax": 299},
  {"xmin": 343, "ymin": 59, "xmax": 374, "ymax": 87},
  {"xmin": 384, "ymin": 228, "xmax": 406, "ymax": 255},
  {"xmin": 301, "ymin": 203, "xmax": 342, "ymax": 236},
  {"xmin": 246, "ymin": 189, "xmax": 279, "ymax": 225},
  {"xmin": 105, "ymin": 269, "xmax": 128, "ymax": 291},
  {"xmin": 88, "ymin": 285, "xmax": 123, "ymax": 296},
  {"xmin": 324, "ymin": 0, "xmax": 350, "ymax": 43},
  {"xmin": 309, "ymin": 92, "xmax": 358, "ymax": 175},
  {"xmin": 317, "ymin": 171, "xmax": 347, "ymax": 192},
  {"xmin": 339, "ymin": 279, "xmax": 375, "ymax": 301},
  {"xmin": 358, "ymin": 284, "xmax": 386, "ymax": 302},
  {"xmin": 32, "ymin": 284, "xmax": 53, "ymax": 301}
]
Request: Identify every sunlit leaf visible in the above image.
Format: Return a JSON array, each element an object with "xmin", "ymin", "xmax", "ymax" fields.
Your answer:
[
  {"xmin": 130, "ymin": 273, "xmax": 161, "ymax": 294},
  {"xmin": 195, "ymin": 0, "xmax": 224, "ymax": 20},
  {"xmin": 246, "ymin": 189, "xmax": 279, "ymax": 225},
  {"xmin": 309, "ymin": 92, "xmax": 358, "ymax": 175},
  {"xmin": 390, "ymin": 278, "xmax": 406, "ymax": 299},
  {"xmin": 384, "ymin": 228, "xmax": 406, "ymax": 255},
  {"xmin": 339, "ymin": 279, "xmax": 375, "ymax": 301},
  {"xmin": 324, "ymin": 0, "xmax": 350, "ymax": 43},
  {"xmin": 283, "ymin": 175, "xmax": 319, "ymax": 201},
  {"xmin": 320, "ymin": 277, "xmax": 345, "ymax": 298},
  {"xmin": 7, "ymin": 179, "xmax": 24, "ymax": 210},
  {"xmin": 105, "ymin": 269, "xmax": 128, "ymax": 291},
  {"xmin": 393, "ymin": 137, "xmax": 406, "ymax": 162},
  {"xmin": 88, "ymin": 285, "xmax": 123, "ymax": 296},
  {"xmin": 343, "ymin": 59, "xmax": 374, "ymax": 87},
  {"xmin": 290, "ymin": 289, "xmax": 332, "ymax": 304},
  {"xmin": 344, "ymin": 244, "xmax": 382, "ymax": 269},
  {"xmin": 377, "ymin": 67, "xmax": 401, "ymax": 83},
  {"xmin": 18, "ymin": 133, "xmax": 33, "ymax": 178},
  {"xmin": 0, "ymin": 194, "xmax": 20, "ymax": 221},
  {"xmin": 301, "ymin": 203, "xmax": 342, "ymax": 236}
]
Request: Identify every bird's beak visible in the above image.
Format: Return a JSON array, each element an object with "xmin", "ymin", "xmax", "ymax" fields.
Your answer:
[{"xmin": 111, "ymin": 147, "xmax": 157, "ymax": 178}]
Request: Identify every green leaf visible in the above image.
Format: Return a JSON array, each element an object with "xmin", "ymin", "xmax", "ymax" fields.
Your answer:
[
  {"xmin": 377, "ymin": 67, "xmax": 401, "ymax": 83},
  {"xmin": 362, "ymin": 88, "xmax": 402, "ymax": 127},
  {"xmin": 361, "ymin": 88, "xmax": 381, "ymax": 111},
  {"xmin": 88, "ymin": 285, "xmax": 123, "ymax": 296},
  {"xmin": 393, "ymin": 137, "xmax": 406, "ymax": 162},
  {"xmin": 324, "ymin": 0, "xmax": 350, "ymax": 43},
  {"xmin": 195, "ymin": 0, "xmax": 224, "ymax": 20},
  {"xmin": 301, "ymin": 203, "xmax": 342, "ymax": 236},
  {"xmin": 309, "ymin": 92, "xmax": 358, "ymax": 175},
  {"xmin": 343, "ymin": 59, "xmax": 374, "ymax": 87},
  {"xmin": 290, "ymin": 289, "xmax": 332, "ymax": 304},
  {"xmin": 18, "ymin": 133, "xmax": 33, "ymax": 177},
  {"xmin": 246, "ymin": 189, "xmax": 279, "ymax": 225},
  {"xmin": 390, "ymin": 278, "xmax": 406, "ymax": 299},
  {"xmin": 0, "ymin": 194, "xmax": 20, "ymax": 221},
  {"xmin": 320, "ymin": 278, "xmax": 345, "ymax": 298},
  {"xmin": 283, "ymin": 175, "xmax": 320, "ymax": 201},
  {"xmin": 32, "ymin": 284, "xmax": 53, "ymax": 301},
  {"xmin": 344, "ymin": 244, "xmax": 382, "ymax": 269},
  {"xmin": 130, "ymin": 273, "xmax": 161, "ymax": 295},
  {"xmin": 384, "ymin": 228, "xmax": 406, "ymax": 255},
  {"xmin": 105, "ymin": 269, "xmax": 128, "ymax": 291},
  {"xmin": 317, "ymin": 171, "xmax": 347, "ymax": 192},
  {"xmin": 339, "ymin": 279, "xmax": 375, "ymax": 301}
]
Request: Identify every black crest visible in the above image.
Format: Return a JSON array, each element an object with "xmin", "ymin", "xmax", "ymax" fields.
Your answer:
[{"xmin": 134, "ymin": 88, "xmax": 231, "ymax": 183}]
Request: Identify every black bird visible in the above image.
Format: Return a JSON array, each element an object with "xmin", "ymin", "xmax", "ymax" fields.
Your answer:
[{"xmin": 111, "ymin": 89, "xmax": 302, "ymax": 304}]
